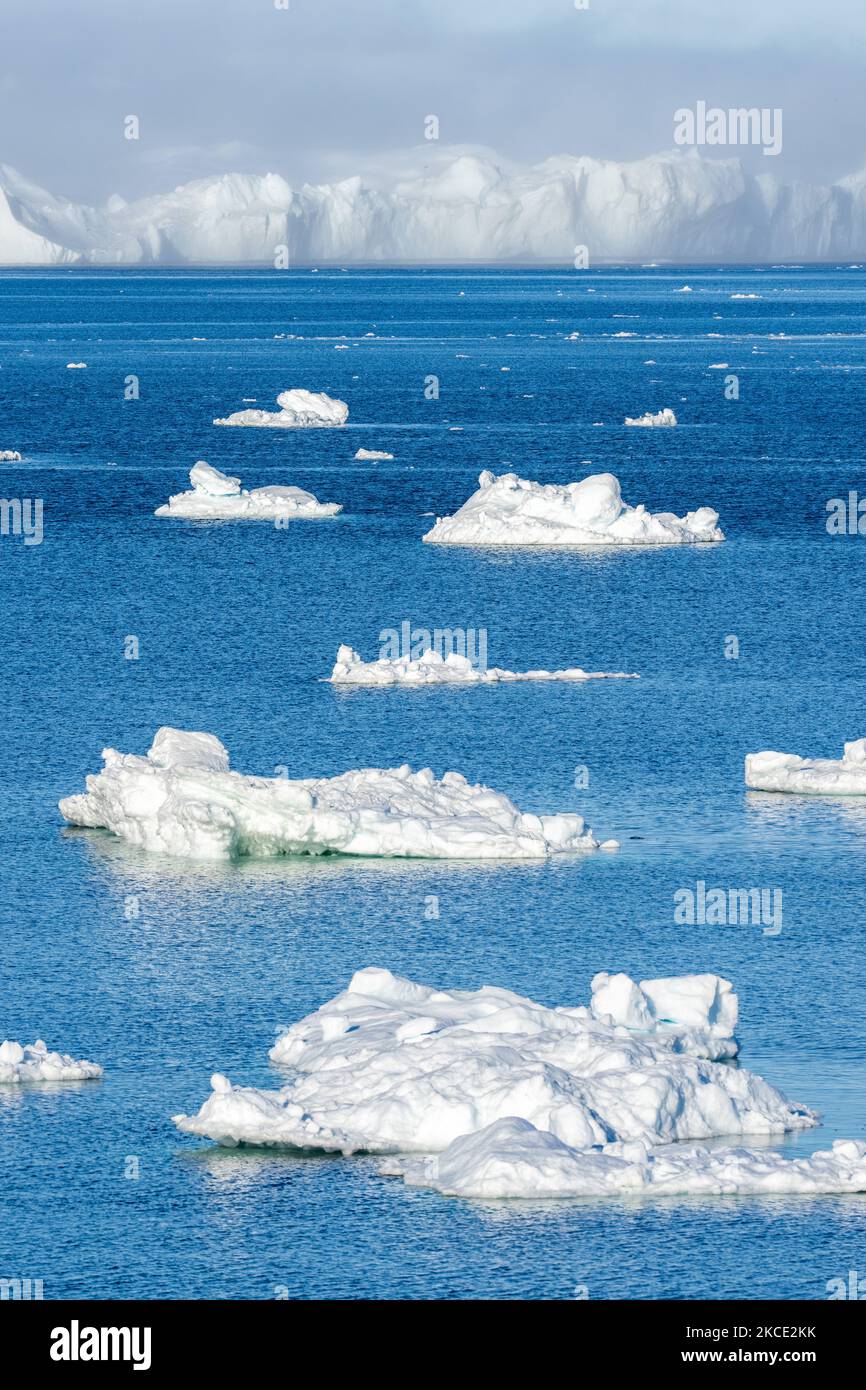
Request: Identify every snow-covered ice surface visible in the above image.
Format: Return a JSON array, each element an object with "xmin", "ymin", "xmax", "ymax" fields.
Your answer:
[
  {"xmin": 624, "ymin": 408, "xmax": 678, "ymax": 427},
  {"xmin": 745, "ymin": 739, "xmax": 866, "ymax": 794},
  {"xmin": 0, "ymin": 1040, "xmax": 102, "ymax": 1084},
  {"xmin": 154, "ymin": 461, "xmax": 342, "ymax": 521},
  {"xmin": 169, "ymin": 966, "xmax": 861, "ymax": 1203},
  {"xmin": 7, "ymin": 148, "xmax": 866, "ymax": 263},
  {"xmin": 329, "ymin": 644, "xmax": 639, "ymax": 686},
  {"xmin": 59, "ymin": 727, "xmax": 609, "ymax": 861},
  {"xmin": 354, "ymin": 448, "xmax": 394, "ymax": 460},
  {"xmin": 387, "ymin": 1121, "xmax": 866, "ymax": 1200},
  {"xmin": 213, "ymin": 389, "xmax": 348, "ymax": 428},
  {"xmin": 423, "ymin": 471, "xmax": 724, "ymax": 547}
]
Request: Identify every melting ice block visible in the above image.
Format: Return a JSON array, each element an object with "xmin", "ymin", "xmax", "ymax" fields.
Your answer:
[
  {"xmin": 423, "ymin": 471, "xmax": 723, "ymax": 547},
  {"xmin": 329, "ymin": 644, "xmax": 639, "ymax": 686},
  {"xmin": 0, "ymin": 449, "xmax": 22, "ymax": 461},
  {"xmin": 354, "ymin": 448, "xmax": 394, "ymax": 461},
  {"xmin": 745, "ymin": 739, "xmax": 866, "ymax": 794},
  {"xmin": 214, "ymin": 389, "xmax": 348, "ymax": 428},
  {"xmin": 624, "ymin": 408, "xmax": 678, "ymax": 427},
  {"xmin": 173, "ymin": 965, "xmax": 847, "ymax": 1203},
  {"xmin": 0, "ymin": 1039, "xmax": 102, "ymax": 1083},
  {"xmin": 155, "ymin": 462, "xmax": 342, "ymax": 520},
  {"xmin": 59, "ymin": 728, "xmax": 610, "ymax": 860}
]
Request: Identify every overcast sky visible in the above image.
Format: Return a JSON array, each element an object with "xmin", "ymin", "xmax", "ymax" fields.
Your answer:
[{"xmin": 1, "ymin": 0, "xmax": 865, "ymax": 203}]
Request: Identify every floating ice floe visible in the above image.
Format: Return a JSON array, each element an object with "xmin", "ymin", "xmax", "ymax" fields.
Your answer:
[
  {"xmin": 154, "ymin": 461, "xmax": 342, "ymax": 521},
  {"xmin": 388, "ymin": 1121, "xmax": 866, "ymax": 1200},
  {"xmin": 213, "ymin": 389, "xmax": 348, "ymax": 428},
  {"xmin": 169, "ymin": 966, "xmax": 865, "ymax": 1202},
  {"xmin": 354, "ymin": 448, "xmax": 394, "ymax": 461},
  {"xmin": 0, "ymin": 449, "xmax": 21, "ymax": 461},
  {"xmin": 745, "ymin": 738, "xmax": 866, "ymax": 794},
  {"xmin": 329, "ymin": 644, "xmax": 639, "ymax": 686},
  {"xmin": 59, "ymin": 727, "xmax": 612, "ymax": 860},
  {"xmin": 66, "ymin": 362, "xmax": 87, "ymax": 368},
  {"xmin": 624, "ymin": 408, "xmax": 677, "ymax": 427},
  {"xmin": 423, "ymin": 470, "xmax": 724, "ymax": 547},
  {"xmin": 0, "ymin": 1039, "xmax": 102, "ymax": 1084}
]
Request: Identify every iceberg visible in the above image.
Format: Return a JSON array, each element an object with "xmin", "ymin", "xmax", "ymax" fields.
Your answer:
[
  {"xmin": 745, "ymin": 738, "xmax": 866, "ymax": 794},
  {"xmin": 329, "ymin": 644, "xmax": 639, "ymax": 686},
  {"xmin": 0, "ymin": 449, "xmax": 21, "ymax": 461},
  {"xmin": 0, "ymin": 1039, "xmax": 102, "ymax": 1084},
  {"xmin": 354, "ymin": 448, "xmax": 394, "ymax": 461},
  {"xmin": 624, "ymin": 408, "xmax": 677, "ymax": 427},
  {"xmin": 154, "ymin": 461, "xmax": 342, "ymax": 521},
  {"xmin": 59, "ymin": 727, "xmax": 611, "ymax": 861},
  {"xmin": 7, "ymin": 149, "xmax": 866, "ymax": 264},
  {"xmin": 423, "ymin": 471, "xmax": 724, "ymax": 547},
  {"xmin": 173, "ymin": 966, "xmax": 856, "ymax": 1204},
  {"xmin": 213, "ymin": 389, "xmax": 348, "ymax": 428},
  {"xmin": 387, "ymin": 1121, "xmax": 866, "ymax": 1200}
]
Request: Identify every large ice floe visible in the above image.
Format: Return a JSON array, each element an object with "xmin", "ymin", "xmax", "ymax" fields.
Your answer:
[
  {"xmin": 329, "ymin": 644, "xmax": 639, "ymax": 686},
  {"xmin": 171, "ymin": 966, "xmax": 866, "ymax": 1201},
  {"xmin": 58, "ymin": 727, "xmax": 611, "ymax": 860},
  {"xmin": 213, "ymin": 389, "xmax": 348, "ymax": 428},
  {"xmin": 154, "ymin": 461, "xmax": 342, "ymax": 521},
  {"xmin": 745, "ymin": 739, "xmax": 866, "ymax": 795},
  {"xmin": 0, "ymin": 1039, "xmax": 102, "ymax": 1084},
  {"xmin": 624, "ymin": 408, "xmax": 678, "ymax": 427},
  {"xmin": 423, "ymin": 471, "xmax": 724, "ymax": 547},
  {"xmin": 0, "ymin": 449, "xmax": 22, "ymax": 461}
]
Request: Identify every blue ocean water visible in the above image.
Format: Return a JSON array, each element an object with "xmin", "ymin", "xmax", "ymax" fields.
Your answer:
[{"xmin": 1, "ymin": 265, "xmax": 866, "ymax": 1300}]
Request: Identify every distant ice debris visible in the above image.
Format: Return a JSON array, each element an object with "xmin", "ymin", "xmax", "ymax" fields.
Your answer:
[
  {"xmin": 329, "ymin": 644, "xmax": 639, "ymax": 686},
  {"xmin": 354, "ymin": 448, "xmax": 394, "ymax": 461},
  {"xmin": 708, "ymin": 362, "xmax": 729, "ymax": 369},
  {"xmin": 423, "ymin": 470, "xmax": 723, "ymax": 547},
  {"xmin": 624, "ymin": 408, "xmax": 677, "ymax": 427},
  {"xmin": 677, "ymin": 285, "xmax": 693, "ymax": 292},
  {"xmin": 59, "ymin": 727, "xmax": 609, "ymax": 860},
  {"xmin": 745, "ymin": 739, "xmax": 866, "ymax": 794},
  {"xmin": 0, "ymin": 449, "xmax": 21, "ymax": 461},
  {"xmin": 170, "ymin": 966, "xmax": 860, "ymax": 1204},
  {"xmin": 214, "ymin": 389, "xmax": 348, "ymax": 428},
  {"xmin": 0, "ymin": 1039, "xmax": 102, "ymax": 1084},
  {"xmin": 66, "ymin": 362, "xmax": 87, "ymax": 368},
  {"xmin": 154, "ymin": 462, "xmax": 342, "ymax": 521}
]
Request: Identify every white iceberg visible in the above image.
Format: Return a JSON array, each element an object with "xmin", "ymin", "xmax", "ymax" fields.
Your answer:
[
  {"xmin": 329, "ymin": 644, "xmax": 639, "ymax": 687},
  {"xmin": 745, "ymin": 738, "xmax": 866, "ymax": 794},
  {"xmin": 154, "ymin": 461, "xmax": 342, "ymax": 521},
  {"xmin": 423, "ymin": 471, "xmax": 724, "ymax": 547},
  {"xmin": 59, "ymin": 727, "xmax": 609, "ymax": 861},
  {"xmin": 173, "ymin": 966, "xmax": 834, "ymax": 1198},
  {"xmin": 66, "ymin": 362, "xmax": 87, "ymax": 368},
  {"xmin": 387, "ymin": 1121, "xmax": 866, "ymax": 1200},
  {"xmin": 0, "ymin": 1039, "xmax": 102, "ymax": 1084},
  {"xmin": 0, "ymin": 449, "xmax": 21, "ymax": 461},
  {"xmin": 213, "ymin": 389, "xmax": 348, "ymax": 428},
  {"xmin": 7, "ymin": 149, "xmax": 866, "ymax": 265},
  {"xmin": 354, "ymin": 448, "xmax": 394, "ymax": 461},
  {"xmin": 624, "ymin": 408, "xmax": 678, "ymax": 427}
]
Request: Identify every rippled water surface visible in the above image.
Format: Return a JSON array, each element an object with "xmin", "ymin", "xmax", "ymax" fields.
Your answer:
[{"xmin": 1, "ymin": 266, "xmax": 865, "ymax": 1299}]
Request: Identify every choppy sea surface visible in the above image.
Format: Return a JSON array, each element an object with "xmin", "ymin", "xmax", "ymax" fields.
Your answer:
[{"xmin": 1, "ymin": 266, "xmax": 865, "ymax": 1300}]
